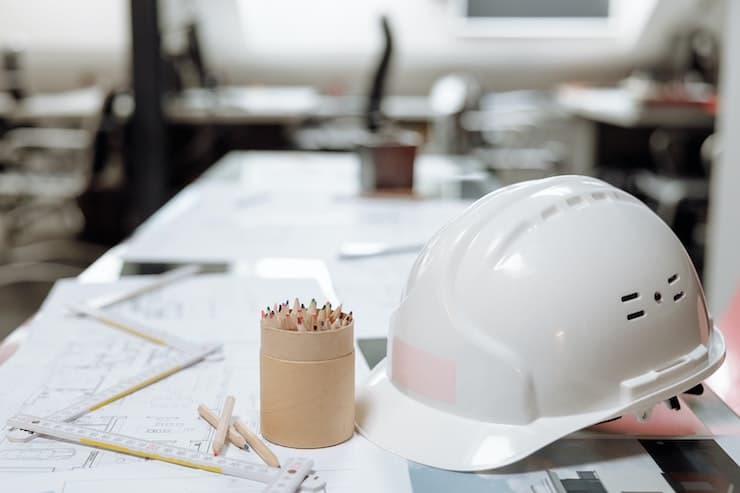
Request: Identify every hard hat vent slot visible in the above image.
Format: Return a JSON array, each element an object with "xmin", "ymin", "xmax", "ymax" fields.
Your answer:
[
  {"xmin": 542, "ymin": 191, "xmax": 614, "ymax": 222},
  {"xmin": 673, "ymin": 291, "xmax": 685, "ymax": 302},
  {"xmin": 668, "ymin": 274, "xmax": 679, "ymax": 284},
  {"xmin": 627, "ymin": 310, "xmax": 645, "ymax": 321},
  {"xmin": 621, "ymin": 292, "xmax": 639, "ymax": 302},
  {"xmin": 541, "ymin": 205, "xmax": 559, "ymax": 220},
  {"xmin": 566, "ymin": 196, "xmax": 583, "ymax": 207}
]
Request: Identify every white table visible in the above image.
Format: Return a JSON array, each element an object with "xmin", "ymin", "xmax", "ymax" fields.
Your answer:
[{"xmin": 1, "ymin": 150, "xmax": 738, "ymax": 493}]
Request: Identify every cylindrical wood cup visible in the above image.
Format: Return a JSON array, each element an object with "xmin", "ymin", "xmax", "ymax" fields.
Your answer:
[{"xmin": 260, "ymin": 322, "xmax": 354, "ymax": 448}]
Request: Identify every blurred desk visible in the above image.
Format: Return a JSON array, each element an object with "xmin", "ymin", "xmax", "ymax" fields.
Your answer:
[
  {"xmin": 166, "ymin": 86, "xmax": 321, "ymax": 125},
  {"xmin": 555, "ymin": 86, "xmax": 715, "ymax": 179},
  {"xmin": 202, "ymin": 151, "xmax": 488, "ymax": 196},
  {"xmin": 314, "ymin": 95, "xmax": 433, "ymax": 123},
  {"xmin": 166, "ymin": 87, "xmax": 433, "ymax": 126},
  {"xmin": 1, "ymin": 87, "xmax": 433, "ymax": 128},
  {"xmin": 0, "ymin": 87, "xmax": 104, "ymax": 125},
  {"xmin": 557, "ymin": 86, "xmax": 714, "ymax": 128}
]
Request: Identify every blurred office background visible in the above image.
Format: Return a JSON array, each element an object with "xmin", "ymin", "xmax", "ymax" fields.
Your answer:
[{"xmin": 0, "ymin": 0, "xmax": 735, "ymax": 338}]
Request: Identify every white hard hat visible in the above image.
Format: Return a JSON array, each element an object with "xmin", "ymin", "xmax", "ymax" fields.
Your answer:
[{"xmin": 356, "ymin": 175, "xmax": 725, "ymax": 471}]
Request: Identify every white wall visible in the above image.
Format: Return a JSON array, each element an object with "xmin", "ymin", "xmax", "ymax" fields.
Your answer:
[
  {"xmin": 0, "ymin": 0, "xmax": 129, "ymax": 92},
  {"xmin": 0, "ymin": 0, "xmax": 725, "ymax": 96},
  {"xmin": 224, "ymin": 0, "xmax": 647, "ymax": 94}
]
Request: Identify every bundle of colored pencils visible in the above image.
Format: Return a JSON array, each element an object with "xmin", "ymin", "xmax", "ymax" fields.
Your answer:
[{"xmin": 260, "ymin": 298, "xmax": 352, "ymax": 332}]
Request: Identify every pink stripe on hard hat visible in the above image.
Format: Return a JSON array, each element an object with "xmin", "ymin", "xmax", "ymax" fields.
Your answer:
[{"xmin": 391, "ymin": 337, "xmax": 456, "ymax": 404}]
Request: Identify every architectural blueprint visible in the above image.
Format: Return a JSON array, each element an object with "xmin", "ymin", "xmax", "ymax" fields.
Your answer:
[{"xmin": 0, "ymin": 274, "xmax": 409, "ymax": 492}]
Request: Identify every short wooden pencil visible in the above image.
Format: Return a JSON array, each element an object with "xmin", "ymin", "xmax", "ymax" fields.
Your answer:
[
  {"xmin": 197, "ymin": 403, "xmax": 248, "ymax": 451},
  {"xmin": 213, "ymin": 395, "xmax": 235, "ymax": 456},
  {"xmin": 234, "ymin": 417, "xmax": 281, "ymax": 468}
]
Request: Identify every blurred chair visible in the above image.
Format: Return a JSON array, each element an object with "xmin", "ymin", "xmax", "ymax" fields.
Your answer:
[
  {"xmin": 162, "ymin": 21, "xmax": 217, "ymax": 93},
  {"xmin": 632, "ymin": 173, "xmax": 708, "ymax": 230},
  {"xmin": 293, "ymin": 15, "xmax": 400, "ymax": 151},
  {"xmin": 0, "ymin": 88, "xmax": 114, "ymax": 336},
  {"xmin": 633, "ymin": 128, "xmax": 710, "ymax": 226},
  {"xmin": 632, "ymin": 129, "xmax": 713, "ymax": 273}
]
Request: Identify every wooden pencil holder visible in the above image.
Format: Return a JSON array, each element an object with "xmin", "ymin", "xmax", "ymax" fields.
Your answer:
[{"xmin": 260, "ymin": 321, "xmax": 355, "ymax": 448}]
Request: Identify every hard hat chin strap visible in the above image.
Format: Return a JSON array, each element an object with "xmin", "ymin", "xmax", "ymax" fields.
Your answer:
[
  {"xmin": 665, "ymin": 396, "xmax": 681, "ymax": 411},
  {"xmin": 683, "ymin": 383, "xmax": 705, "ymax": 395},
  {"xmin": 605, "ymin": 382, "xmax": 706, "ymax": 424},
  {"xmin": 636, "ymin": 382, "xmax": 705, "ymax": 422}
]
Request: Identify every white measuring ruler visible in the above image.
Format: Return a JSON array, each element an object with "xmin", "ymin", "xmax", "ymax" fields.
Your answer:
[
  {"xmin": 6, "ymin": 267, "xmax": 324, "ymax": 491},
  {"xmin": 85, "ymin": 264, "xmax": 201, "ymax": 309},
  {"xmin": 6, "ymin": 343, "xmax": 221, "ymax": 442},
  {"xmin": 68, "ymin": 303, "xmax": 202, "ymax": 353},
  {"xmin": 7, "ymin": 415, "xmax": 325, "ymax": 493},
  {"xmin": 68, "ymin": 264, "xmax": 213, "ymax": 353},
  {"xmin": 11, "ymin": 273, "xmax": 220, "ymax": 442}
]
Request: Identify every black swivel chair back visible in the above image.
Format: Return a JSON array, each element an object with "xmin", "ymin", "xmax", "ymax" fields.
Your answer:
[{"xmin": 364, "ymin": 15, "xmax": 393, "ymax": 133}]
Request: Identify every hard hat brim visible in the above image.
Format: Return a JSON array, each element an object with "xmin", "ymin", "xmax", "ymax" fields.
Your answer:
[{"xmin": 356, "ymin": 327, "xmax": 725, "ymax": 472}]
